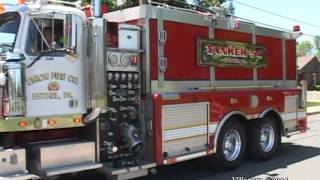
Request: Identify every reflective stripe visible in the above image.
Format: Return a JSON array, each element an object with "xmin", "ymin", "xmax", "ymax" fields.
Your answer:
[
  {"xmin": 246, "ymin": 111, "xmax": 306, "ymax": 121},
  {"xmin": 162, "ymin": 111, "xmax": 306, "ymax": 141},
  {"xmin": 281, "ymin": 111, "xmax": 307, "ymax": 121},
  {"xmin": 163, "ymin": 151, "xmax": 208, "ymax": 165}
]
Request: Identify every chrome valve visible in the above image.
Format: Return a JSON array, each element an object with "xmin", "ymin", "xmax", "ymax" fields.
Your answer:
[
  {"xmin": 108, "ymin": 73, "xmax": 113, "ymax": 80},
  {"xmin": 120, "ymin": 84, "xmax": 128, "ymax": 89},
  {"xmin": 121, "ymin": 73, "xmax": 126, "ymax": 81},
  {"xmin": 134, "ymin": 74, "xmax": 139, "ymax": 81},
  {"xmin": 109, "ymin": 90, "xmax": 117, "ymax": 96},
  {"xmin": 120, "ymin": 106, "xmax": 129, "ymax": 111},
  {"xmin": 115, "ymin": 73, "xmax": 120, "ymax": 81},
  {"xmin": 128, "ymin": 73, "xmax": 133, "ymax": 81},
  {"xmin": 109, "ymin": 84, "xmax": 117, "ymax": 89},
  {"xmin": 128, "ymin": 90, "xmax": 135, "ymax": 95},
  {"xmin": 127, "ymin": 82, "xmax": 132, "ymax": 89}
]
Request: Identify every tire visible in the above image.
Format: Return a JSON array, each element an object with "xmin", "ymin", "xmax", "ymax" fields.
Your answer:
[
  {"xmin": 208, "ymin": 119, "xmax": 246, "ymax": 171},
  {"xmin": 247, "ymin": 115, "xmax": 281, "ymax": 161}
]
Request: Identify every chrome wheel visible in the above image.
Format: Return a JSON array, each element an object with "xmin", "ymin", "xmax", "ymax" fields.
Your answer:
[
  {"xmin": 223, "ymin": 129, "xmax": 241, "ymax": 161},
  {"xmin": 260, "ymin": 124, "xmax": 275, "ymax": 152}
]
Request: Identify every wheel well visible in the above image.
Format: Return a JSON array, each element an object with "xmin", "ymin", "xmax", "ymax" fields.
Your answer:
[
  {"xmin": 264, "ymin": 111, "xmax": 284, "ymax": 135},
  {"xmin": 213, "ymin": 112, "xmax": 248, "ymax": 153},
  {"xmin": 230, "ymin": 114, "xmax": 248, "ymax": 125}
]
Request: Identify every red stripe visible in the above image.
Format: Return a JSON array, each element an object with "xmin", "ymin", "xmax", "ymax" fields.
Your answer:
[{"xmin": 153, "ymin": 93, "xmax": 163, "ymax": 165}]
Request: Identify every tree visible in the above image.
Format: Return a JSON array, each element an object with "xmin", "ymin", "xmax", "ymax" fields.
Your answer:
[
  {"xmin": 193, "ymin": 0, "xmax": 226, "ymax": 7},
  {"xmin": 297, "ymin": 40, "xmax": 313, "ymax": 57},
  {"xmin": 82, "ymin": 0, "xmax": 188, "ymax": 10},
  {"xmin": 155, "ymin": 0, "xmax": 188, "ymax": 7},
  {"xmin": 118, "ymin": 0, "xmax": 188, "ymax": 9},
  {"xmin": 314, "ymin": 35, "xmax": 320, "ymax": 57},
  {"xmin": 192, "ymin": 0, "xmax": 235, "ymax": 15},
  {"xmin": 226, "ymin": 0, "xmax": 235, "ymax": 15}
]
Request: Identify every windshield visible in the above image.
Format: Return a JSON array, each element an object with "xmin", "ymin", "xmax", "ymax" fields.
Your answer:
[{"xmin": 0, "ymin": 12, "xmax": 20, "ymax": 53}]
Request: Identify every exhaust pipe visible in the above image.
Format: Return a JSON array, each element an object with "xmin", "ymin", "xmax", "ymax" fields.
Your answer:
[{"xmin": 93, "ymin": 0, "xmax": 101, "ymax": 17}]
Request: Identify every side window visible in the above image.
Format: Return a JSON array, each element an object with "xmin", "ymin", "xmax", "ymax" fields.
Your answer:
[
  {"xmin": 25, "ymin": 18, "xmax": 64, "ymax": 56},
  {"xmin": 64, "ymin": 14, "xmax": 80, "ymax": 54}
]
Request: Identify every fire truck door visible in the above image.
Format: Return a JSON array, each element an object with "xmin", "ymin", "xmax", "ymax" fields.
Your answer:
[{"xmin": 22, "ymin": 13, "xmax": 86, "ymax": 117}]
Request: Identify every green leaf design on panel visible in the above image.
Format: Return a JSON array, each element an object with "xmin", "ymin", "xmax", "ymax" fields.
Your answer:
[{"xmin": 198, "ymin": 38, "xmax": 266, "ymax": 68}]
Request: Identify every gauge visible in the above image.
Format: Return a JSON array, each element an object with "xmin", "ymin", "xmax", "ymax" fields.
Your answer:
[
  {"xmin": 120, "ymin": 53, "xmax": 131, "ymax": 67},
  {"xmin": 108, "ymin": 53, "xmax": 118, "ymax": 67}
]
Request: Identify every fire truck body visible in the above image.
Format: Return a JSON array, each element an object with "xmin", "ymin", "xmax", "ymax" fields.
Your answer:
[
  {"xmin": 0, "ymin": 1, "xmax": 307, "ymax": 180},
  {"xmin": 104, "ymin": 4, "xmax": 306, "ymax": 165}
]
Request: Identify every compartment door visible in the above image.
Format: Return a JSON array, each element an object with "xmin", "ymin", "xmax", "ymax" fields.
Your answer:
[{"xmin": 162, "ymin": 102, "xmax": 210, "ymax": 157}]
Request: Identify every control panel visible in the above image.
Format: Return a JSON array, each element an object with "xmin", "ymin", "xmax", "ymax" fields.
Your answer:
[{"xmin": 100, "ymin": 49, "xmax": 142, "ymax": 167}]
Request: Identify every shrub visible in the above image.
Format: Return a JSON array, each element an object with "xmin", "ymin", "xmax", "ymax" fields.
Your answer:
[{"xmin": 313, "ymin": 84, "xmax": 320, "ymax": 91}]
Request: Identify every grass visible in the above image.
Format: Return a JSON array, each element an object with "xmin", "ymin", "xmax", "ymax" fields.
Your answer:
[{"xmin": 307, "ymin": 101, "xmax": 320, "ymax": 107}]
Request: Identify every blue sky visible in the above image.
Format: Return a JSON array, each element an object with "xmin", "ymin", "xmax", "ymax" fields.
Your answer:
[
  {"xmin": 232, "ymin": 0, "xmax": 319, "ymax": 43},
  {"xmin": 187, "ymin": 0, "xmax": 319, "ymax": 44}
]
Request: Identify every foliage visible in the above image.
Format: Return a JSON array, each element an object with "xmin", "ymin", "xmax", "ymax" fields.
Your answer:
[
  {"xmin": 82, "ymin": 0, "xmax": 188, "ymax": 10},
  {"xmin": 313, "ymin": 85, "xmax": 320, "ymax": 91},
  {"xmin": 117, "ymin": 0, "xmax": 188, "ymax": 9},
  {"xmin": 314, "ymin": 35, "xmax": 320, "ymax": 58},
  {"xmin": 297, "ymin": 40, "xmax": 313, "ymax": 57},
  {"xmin": 192, "ymin": 0, "xmax": 235, "ymax": 15},
  {"xmin": 307, "ymin": 101, "xmax": 320, "ymax": 107},
  {"xmin": 156, "ymin": 0, "xmax": 188, "ymax": 7},
  {"xmin": 226, "ymin": 0, "xmax": 235, "ymax": 15},
  {"xmin": 81, "ymin": 0, "xmax": 233, "ymax": 12},
  {"xmin": 82, "ymin": 0, "xmax": 91, "ymax": 5},
  {"xmin": 193, "ymin": 0, "xmax": 226, "ymax": 7}
]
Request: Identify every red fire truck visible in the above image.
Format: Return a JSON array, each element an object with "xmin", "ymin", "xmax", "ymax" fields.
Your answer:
[{"xmin": 0, "ymin": 0, "xmax": 307, "ymax": 179}]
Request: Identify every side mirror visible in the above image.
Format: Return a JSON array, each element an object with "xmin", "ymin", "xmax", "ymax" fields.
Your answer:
[
  {"xmin": 0, "ymin": 51, "xmax": 25, "ymax": 61},
  {"xmin": 64, "ymin": 47, "xmax": 77, "ymax": 56},
  {"xmin": 64, "ymin": 14, "xmax": 77, "ymax": 50}
]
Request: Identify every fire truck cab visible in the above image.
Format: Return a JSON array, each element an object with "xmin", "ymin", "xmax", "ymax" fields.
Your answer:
[{"xmin": 0, "ymin": 0, "xmax": 307, "ymax": 180}]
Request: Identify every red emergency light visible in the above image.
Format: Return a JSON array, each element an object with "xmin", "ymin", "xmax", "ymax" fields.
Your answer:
[{"xmin": 293, "ymin": 25, "xmax": 301, "ymax": 32}]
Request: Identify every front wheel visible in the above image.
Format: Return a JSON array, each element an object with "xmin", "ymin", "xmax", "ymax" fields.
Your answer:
[
  {"xmin": 247, "ymin": 115, "xmax": 281, "ymax": 161},
  {"xmin": 209, "ymin": 119, "xmax": 246, "ymax": 170}
]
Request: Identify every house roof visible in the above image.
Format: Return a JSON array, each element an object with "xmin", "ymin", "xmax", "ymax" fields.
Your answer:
[{"xmin": 297, "ymin": 55, "xmax": 318, "ymax": 70}]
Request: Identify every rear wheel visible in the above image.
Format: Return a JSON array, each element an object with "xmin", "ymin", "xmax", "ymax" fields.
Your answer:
[
  {"xmin": 209, "ymin": 119, "xmax": 246, "ymax": 170},
  {"xmin": 247, "ymin": 115, "xmax": 281, "ymax": 161}
]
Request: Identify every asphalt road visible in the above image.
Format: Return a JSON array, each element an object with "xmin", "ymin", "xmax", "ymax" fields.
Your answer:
[{"xmin": 60, "ymin": 114, "xmax": 320, "ymax": 180}]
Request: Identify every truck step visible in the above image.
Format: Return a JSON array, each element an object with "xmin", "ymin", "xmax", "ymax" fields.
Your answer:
[
  {"xmin": 45, "ymin": 161, "xmax": 102, "ymax": 177},
  {"xmin": 100, "ymin": 162, "xmax": 156, "ymax": 180},
  {"xmin": 0, "ymin": 148, "xmax": 39, "ymax": 180},
  {"xmin": 27, "ymin": 140, "xmax": 101, "ymax": 177},
  {"xmin": 0, "ymin": 172, "xmax": 39, "ymax": 180}
]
